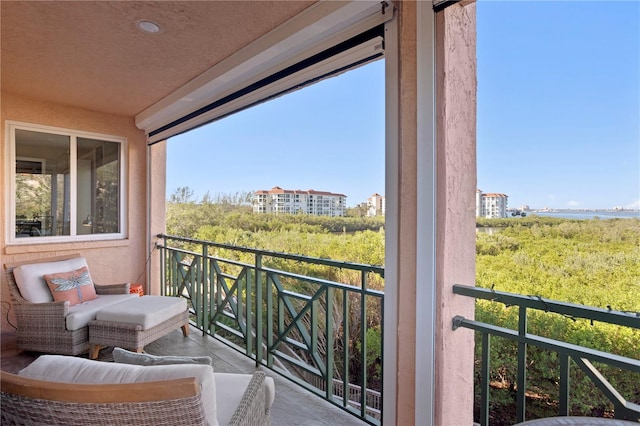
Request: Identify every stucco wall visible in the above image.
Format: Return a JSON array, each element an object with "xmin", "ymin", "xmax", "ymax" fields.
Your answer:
[
  {"xmin": 0, "ymin": 92, "xmax": 148, "ymax": 332},
  {"xmin": 148, "ymin": 141, "xmax": 167, "ymax": 296},
  {"xmin": 434, "ymin": 2, "xmax": 477, "ymax": 426}
]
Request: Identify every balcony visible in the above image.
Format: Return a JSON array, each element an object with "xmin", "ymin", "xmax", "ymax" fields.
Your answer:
[
  {"xmin": 0, "ymin": 329, "xmax": 366, "ymax": 426},
  {"xmin": 452, "ymin": 285, "xmax": 640, "ymax": 425},
  {"xmin": 155, "ymin": 236, "xmax": 638, "ymax": 425},
  {"xmin": 157, "ymin": 235, "xmax": 384, "ymax": 425},
  {"xmin": 2, "ymin": 236, "xmax": 637, "ymax": 425}
]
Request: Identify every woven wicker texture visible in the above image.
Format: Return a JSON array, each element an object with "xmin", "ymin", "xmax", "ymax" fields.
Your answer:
[
  {"xmin": 89, "ymin": 310, "xmax": 189, "ymax": 351},
  {"xmin": 4, "ymin": 261, "xmax": 272, "ymax": 426},
  {"xmin": 5, "ymin": 267, "xmax": 129, "ymax": 355},
  {"xmin": 0, "ymin": 392, "xmax": 208, "ymax": 426},
  {"xmin": 228, "ymin": 371, "xmax": 270, "ymax": 426},
  {"xmin": 2, "ymin": 369, "xmax": 270, "ymax": 426}
]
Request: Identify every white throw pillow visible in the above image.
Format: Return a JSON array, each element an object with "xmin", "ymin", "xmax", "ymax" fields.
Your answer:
[
  {"xmin": 13, "ymin": 257, "xmax": 90, "ymax": 303},
  {"xmin": 19, "ymin": 355, "xmax": 218, "ymax": 426}
]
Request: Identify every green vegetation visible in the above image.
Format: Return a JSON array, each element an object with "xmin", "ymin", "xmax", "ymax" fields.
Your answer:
[
  {"xmin": 476, "ymin": 217, "xmax": 640, "ymax": 423},
  {"xmin": 166, "ymin": 188, "xmax": 385, "ymax": 265},
  {"xmin": 166, "ymin": 189, "xmax": 385, "ymax": 391},
  {"xmin": 477, "ymin": 217, "xmax": 640, "ymax": 311},
  {"xmin": 167, "ymin": 190, "xmax": 639, "ymax": 421}
]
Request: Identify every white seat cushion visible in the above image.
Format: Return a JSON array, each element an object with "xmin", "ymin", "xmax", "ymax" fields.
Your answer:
[
  {"xmin": 95, "ymin": 295, "xmax": 187, "ymax": 330},
  {"xmin": 19, "ymin": 355, "xmax": 218, "ymax": 426},
  {"xmin": 66, "ymin": 294, "xmax": 138, "ymax": 331},
  {"xmin": 214, "ymin": 372, "xmax": 275, "ymax": 425},
  {"xmin": 13, "ymin": 257, "xmax": 90, "ymax": 303}
]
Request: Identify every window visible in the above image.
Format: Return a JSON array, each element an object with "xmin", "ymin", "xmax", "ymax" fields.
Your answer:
[{"xmin": 7, "ymin": 122, "xmax": 126, "ymax": 243}]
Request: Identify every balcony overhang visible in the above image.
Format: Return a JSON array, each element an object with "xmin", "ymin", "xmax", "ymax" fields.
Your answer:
[{"xmin": 135, "ymin": 0, "xmax": 393, "ymax": 144}]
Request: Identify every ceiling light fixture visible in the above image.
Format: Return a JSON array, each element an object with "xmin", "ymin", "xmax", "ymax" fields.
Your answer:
[{"xmin": 136, "ymin": 20, "xmax": 161, "ymax": 34}]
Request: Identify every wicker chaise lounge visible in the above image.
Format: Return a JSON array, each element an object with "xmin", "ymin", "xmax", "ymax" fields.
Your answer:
[{"xmin": 5, "ymin": 254, "xmax": 137, "ymax": 355}]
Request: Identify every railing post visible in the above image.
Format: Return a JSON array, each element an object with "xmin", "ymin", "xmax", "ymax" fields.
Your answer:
[
  {"xmin": 207, "ymin": 257, "xmax": 214, "ymax": 335},
  {"xmin": 278, "ymin": 288, "xmax": 284, "ymax": 357},
  {"xmin": 159, "ymin": 237, "xmax": 166, "ymax": 296},
  {"xmin": 214, "ymin": 258, "xmax": 222, "ymax": 336},
  {"xmin": 516, "ymin": 306, "xmax": 528, "ymax": 423},
  {"xmin": 194, "ymin": 253, "xmax": 202, "ymax": 329},
  {"xmin": 481, "ymin": 332, "xmax": 491, "ymax": 426},
  {"xmin": 326, "ymin": 286, "xmax": 335, "ymax": 402},
  {"xmin": 246, "ymin": 265, "xmax": 253, "ymax": 358},
  {"xmin": 360, "ymin": 270, "xmax": 368, "ymax": 420},
  {"xmin": 256, "ymin": 254, "xmax": 263, "ymax": 367},
  {"xmin": 266, "ymin": 272, "xmax": 274, "ymax": 368},
  {"xmin": 559, "ymin": 353, "xmax": 570, "ymax": 416},
  {"xmin": 312, "ymin": 297, "xmax": 318, "ymax": 367},
  {"xmin": 170, "ymin": 249, "xmax": 177, "ymax": 297},
  {"xmin": 342, "ymin": 288, "xmax": 350, "ymax": 409},
  {"xmin": 202, "ymin": 244, "xmax": 208, "ymax": 337}
]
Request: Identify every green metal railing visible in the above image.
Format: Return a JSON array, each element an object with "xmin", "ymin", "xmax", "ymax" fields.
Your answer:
[
  {"xmin": 453, "ymin": 284, "xmax": 640, "ymax": 425},
  {"xmin": 157, "ymin": 234, "xmax": 385, "ymax": 425}
]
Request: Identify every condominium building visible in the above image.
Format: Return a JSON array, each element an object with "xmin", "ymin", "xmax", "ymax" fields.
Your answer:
[
  {"xmin": 367, "ymin": 193, "xmax": 385, "ymax": 217},
  {"xmin": 253, "ymin": 186, "xmax": 347, "ymax": 217},
  {"xmin": 476, "ymin": 189, "xmax": 508, "ymax": 218}
]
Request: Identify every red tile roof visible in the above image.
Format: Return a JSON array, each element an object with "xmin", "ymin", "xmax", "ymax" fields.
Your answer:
[{"xmin": 254, "ymin": 187, "xmax": 347, "ymax": 197}]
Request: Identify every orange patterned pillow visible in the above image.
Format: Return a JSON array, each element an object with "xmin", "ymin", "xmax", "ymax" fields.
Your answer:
[{"xmin": 44, "ymin": 266, "xmax": 97, "ymax": 306}]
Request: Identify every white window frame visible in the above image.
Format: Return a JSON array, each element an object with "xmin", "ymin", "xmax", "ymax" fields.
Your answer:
[
  {"xmin": 381, "ymin": 13, "xmax": 399, "ymax": 425},
  {"xmin": 5, "ymin": 121, "xmax": 128, "ymax": 245},
  {"xmin": 414, "ymin": 2, "xmax": 437, "ymax": 425}
]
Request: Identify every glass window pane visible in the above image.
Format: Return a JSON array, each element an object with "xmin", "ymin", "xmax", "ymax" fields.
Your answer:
[
  {"xmin": 77, "ymin": 138, "xmax": 121, "ymax": 235},
  {"xmin": 15, "ymin": 129, "xmax": 70, "ymax": 237}
]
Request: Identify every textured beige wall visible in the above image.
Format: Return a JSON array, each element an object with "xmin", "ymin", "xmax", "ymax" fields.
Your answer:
[
  {"xmin": 434, "ymin": 3, "xmax": 477, "ymax": 425},
  {"xmin": 0, "ymin": 92, "xmax": 148, "ymax": 332},
  {"xmin": 148, "ymin": 141, "xmax": 167, "ymax": 296}
]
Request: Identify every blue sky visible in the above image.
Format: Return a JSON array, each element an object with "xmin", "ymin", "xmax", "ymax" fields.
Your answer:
[
  {"xmin": 167, "ymin": 60, "xmax": 384, "ymax": 207},
  {"xmin": 477, "ymin": 1, "xmax": 639, "ymax": 210},
  {"xmin": 168, "ymin": 1, "xmax": 639, "ymax": 210}
]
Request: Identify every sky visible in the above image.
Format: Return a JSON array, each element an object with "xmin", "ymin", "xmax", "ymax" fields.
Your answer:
[
  {"xmin": 167, "ymin": 60, "xmax": 385, "ymax": 207},
  {"xmin": 168, "ymin": 1, "xmax": 640, "ymax": 210}
]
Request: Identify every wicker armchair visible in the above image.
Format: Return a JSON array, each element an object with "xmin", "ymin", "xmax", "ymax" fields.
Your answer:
[
  {"xmin": 1, "ymin": 369, "xmax": 269, "ymax": 426},
  {"xmin": 5, "ymin": 255, "xmax": 131, "ymax": 355}
]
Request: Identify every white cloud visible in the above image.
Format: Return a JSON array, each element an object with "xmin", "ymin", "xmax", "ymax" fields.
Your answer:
[{"xmin": 567, "ymin": 200, "xmax": 580, "ymax": 207}]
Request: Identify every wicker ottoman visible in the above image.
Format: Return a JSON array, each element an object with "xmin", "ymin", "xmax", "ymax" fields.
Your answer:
[{"xmin": 88, "ymin": 296, "xmax": 189, "ymax": 359}]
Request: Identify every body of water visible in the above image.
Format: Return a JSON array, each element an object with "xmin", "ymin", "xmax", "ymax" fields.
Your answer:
[
  {"xmin": 477, "ymin": 211, "xmax": 639, "ymax": 233},
  {"xmin": 530, "ymin": 211, "xmax": 640, "ymax": 220}
]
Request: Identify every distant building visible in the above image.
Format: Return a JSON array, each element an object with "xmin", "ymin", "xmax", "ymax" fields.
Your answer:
[
  {"xmin": 253, "ymin": 186, "xmax": 347, "ymax": 217},
  {"xmin": 367, "ymin": 193, "xmax": 385, "ymax": 217},
  {"xmin": 476, "ymin": 189, "xmax": 508, "ymax": 218}
]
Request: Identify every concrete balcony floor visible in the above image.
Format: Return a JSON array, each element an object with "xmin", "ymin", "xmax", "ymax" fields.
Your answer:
[{"xmin": 1, "ymin": 327, "xmax": 368, "ymax": 426}]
